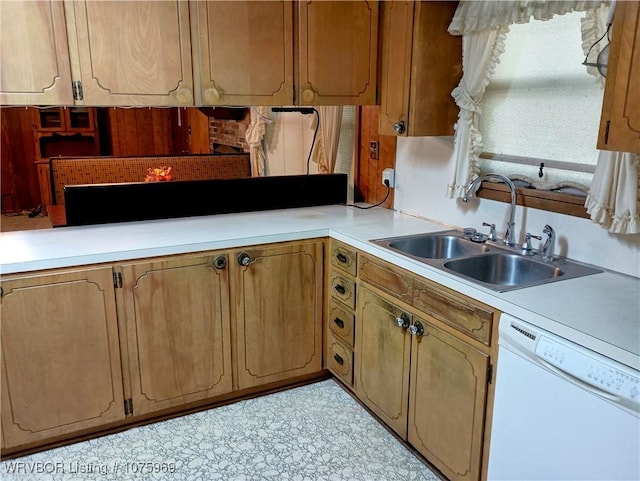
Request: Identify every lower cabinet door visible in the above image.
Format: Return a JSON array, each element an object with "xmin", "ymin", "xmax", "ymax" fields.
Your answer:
[
  {"xmin": 408, "ymin": 319, "xmax": 489, "ymax": 481},
  {"xmin": 355, "ymin": 286, "xmax": 411, "ymax": 437},
  {"xmin": 1, "ymin": 267, "xmax": 125, "ymax": 449},
  {"xmin": 120, "ymin": 254, "xmax": 233, "ymax": 416},
  {"xmin": 232, "ymin": 241, "xmax": 323, "ymax": 390}
]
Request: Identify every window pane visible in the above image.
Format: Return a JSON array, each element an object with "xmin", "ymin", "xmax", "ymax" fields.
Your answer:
[{"xmin": 479, "ymin": 12, "xmax": 603, "ymax": 191}]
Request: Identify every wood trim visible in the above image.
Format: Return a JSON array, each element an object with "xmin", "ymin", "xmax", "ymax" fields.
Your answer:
[{"xmin": 476, "ymin": 181, "xmax": 589, "ymax": 219}]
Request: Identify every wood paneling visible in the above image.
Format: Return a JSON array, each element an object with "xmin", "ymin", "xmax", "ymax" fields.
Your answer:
[
  {"xmin": 356, "ymin": 106, "xmax": 396, "ymax": 208},
  {"xmin": 105, "ymin": 108, "xmax": 176, "ymax": 156},
  {"xmin": 0, "ymin": 108, "xmax": 40, "ymax": 211}
]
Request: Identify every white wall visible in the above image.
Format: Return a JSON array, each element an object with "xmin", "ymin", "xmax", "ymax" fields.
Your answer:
[{"xmin": 394, "ymin": 136, "xmax": 640, "ymax": 278}]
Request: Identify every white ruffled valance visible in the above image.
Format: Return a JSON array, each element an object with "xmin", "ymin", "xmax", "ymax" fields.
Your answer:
[{"xmin": 449, "ymin": 0, "xmax": 606, "ymax": 35}]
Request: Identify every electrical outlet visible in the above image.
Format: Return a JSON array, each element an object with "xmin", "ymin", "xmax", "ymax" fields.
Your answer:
[{"xmin": 382, "ymin": 168, "xmax": 395, "ymax": 188}]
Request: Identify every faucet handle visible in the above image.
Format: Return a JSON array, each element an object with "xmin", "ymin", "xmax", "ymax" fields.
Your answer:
[
  {"xmin": 521, "ymin": 233, "xmax": 542, "ymax": 256},
  {"xmin": 482, "ymin": 222, "xmax": 497, "ymax": 241}
]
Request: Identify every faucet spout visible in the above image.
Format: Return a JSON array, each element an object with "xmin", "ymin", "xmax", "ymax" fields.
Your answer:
[{"xmin": 463, "ymin": 174, "xmax": 518, "ymax": 246}]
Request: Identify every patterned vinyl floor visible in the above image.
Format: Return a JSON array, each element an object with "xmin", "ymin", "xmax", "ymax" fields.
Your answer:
[{"xmin": 0, "ymin": 379, "xmax": 443, "ymax": 481}]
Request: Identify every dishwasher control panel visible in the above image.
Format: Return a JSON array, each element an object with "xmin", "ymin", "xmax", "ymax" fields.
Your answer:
[{"xmin": 536, "ymin": 335, "xmax": 640, "ymax": 411}]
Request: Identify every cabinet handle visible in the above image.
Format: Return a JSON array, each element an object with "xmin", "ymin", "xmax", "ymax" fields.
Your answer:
[
  {"xmin": 395, "ymin": 313, "xmax": 410, "ymax": 329},
  {"xmin": 336, "ymin": 252, "xmax": 348, "ymax": 264},
  {"xmin": 409, "ymin": 320, "xmax": 425, "ymax": 337},
  {"xmin": 205, "ymin": 86, "xmax": 224, "ymax": 102},
  {"xmin": 333, "ymin": 317, "xmax": 345, "ymax": 329},
  {"xmin": 213, "ymin": 255, "xmax": 227, "ymax": 269},
  {"xmin": 237, "ymin": 252, "xmax": 252, "ymax": 266},
  {"xmin": 302, "ymin": 88, "xmax": 315, "ymax": 104},
  {"xmin": 333, "ymin": 353, "xmax": 344, "ymax": 365},
  {"xmin": 334, "ymin": 284, "xmax": 346, "ymax": 295},
  {"xmin": 393, "ymin": 121, "xmax": 406, "ymax": 134}
]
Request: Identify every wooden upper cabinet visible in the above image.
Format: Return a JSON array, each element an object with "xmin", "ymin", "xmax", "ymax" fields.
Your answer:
[
  {"xmin": 191, "ymin": 1, "xmax": 294, "ymax": 106},
  {"xmin": 67, "ymin": 1, "xmax": 194, "ymax": 106},
  {"xmin": 378, "ymin": 1, "xmax": 461, "ymax": 136},
  {"xmin": 298, "ymin": 1, "xmax": 378, "ymax": 105},
  {"xmin": 597, "ymin": 1, "xmax": 640, "ymax": 153},
  {"xmin": 0, "ymin": 1, "xmax": 74, "ymax": 105}
]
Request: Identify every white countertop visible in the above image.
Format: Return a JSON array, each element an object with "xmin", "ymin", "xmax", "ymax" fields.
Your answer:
[{"xmin": 2, "ymin": 205, "xmax": 639, "ymax": 370}]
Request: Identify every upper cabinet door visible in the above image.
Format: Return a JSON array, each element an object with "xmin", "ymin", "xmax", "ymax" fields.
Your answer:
[
  {"xmin": 298, "ymin": 1, "xmax": 378, "ymax": 105},
  {"xmin": 0, "ymin": 1, "xmax": 74, "ymax": 105},
  {"xmin": 597, "ymin": 1, "xmax": 640, "ymax": 153},
  {"xmin": 192, "ymin": 1, "xmax": 294, "ymax": 106},
  {"xmin": 68, "ymin": 1, "xmax": 194, "ymax": 106}
]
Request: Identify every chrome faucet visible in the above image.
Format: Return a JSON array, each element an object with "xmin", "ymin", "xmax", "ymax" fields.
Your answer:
[
  {"xmin": 463, "ymin": 174, "xmax": 518, "ymax": 247},
  {"xmin": 542, "ymin": 224, "xmax": 555, "ymax": 261}
]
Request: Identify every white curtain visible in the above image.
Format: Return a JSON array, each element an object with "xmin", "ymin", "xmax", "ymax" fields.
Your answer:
[
  {"xmin": 446, "ymin": 28, "xmax": 508, "ymax": 198},
  {"xmin": 585, "ymin": 152, "xmax": 640, "ymax": 234},
  {"xmin": 245, "ymin": 106, "xmax": 267, "ymax": 177},
  {"xmin": 447, "ymin": 0, "xmax": 606, "ymax": 199},
  {"xmin": 311, "ymin": 106, "xmax": 343, "ymax": 173}
]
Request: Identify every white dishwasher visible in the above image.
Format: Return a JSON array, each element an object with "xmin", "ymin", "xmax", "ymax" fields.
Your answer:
[{"xmin": 488, "ymin": 314, "xmax": 640, "ymax": 481}]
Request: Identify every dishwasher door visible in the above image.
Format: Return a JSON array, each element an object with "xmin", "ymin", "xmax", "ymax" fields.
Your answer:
[{"xmin": 488, "ymin": 315, "xmax": 640, "ymax": 481}]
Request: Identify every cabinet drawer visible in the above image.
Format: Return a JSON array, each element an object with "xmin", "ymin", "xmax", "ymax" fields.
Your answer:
[
  {"xmin": 413, "ymin": 278, "xmax": 494, "ymax": 345},
  {"xmin": 330, "ymin": 240, "xmax": 357, "ymax": 276},
  {"xmin": 327, "ymin": 333, "xmax": 354, "ymax": 387},
  {"xmin": 329, "ymin": 271, "xmax": 356, "ymax": 309},
  {"xmin": 358, "ymin": 253, "xmax": 413, "ymax": 304},
  {"xmin": 328, "ymin": 300, "xmax": 355, "ymax": 347}
]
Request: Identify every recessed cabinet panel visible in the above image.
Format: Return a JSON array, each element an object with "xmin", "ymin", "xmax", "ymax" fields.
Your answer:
[
  {"xmin": 408, "ymin": 320, "xmax": 488, "ymax": 481},
  {"xmin": 69, "ymin": 1, "xmax": 194, "ymax": 106},
  {"xmin": 0, "ymin": 267, "xmax": 124, "ymax": 449},
  {"xmin": 233, "ymin": 241, "xmax": 323, "ymax": 390},
  {"xmin": 120, "ymin": 255, "xmax": 232, "ymax": 416},
  {"xmin": 298, "ymin": 1, "xmax": 378, "ymax": 105},
  {"xmin": 0, "ymin": 1, "xmax": 73, "ymax": 105},
  {"xmin": 192, "ymin": 1, "xmax": 294, "ymax": 106},
  {"xmin": 355, "ymin": 286, "xmax": 411, "ymax": 437}
]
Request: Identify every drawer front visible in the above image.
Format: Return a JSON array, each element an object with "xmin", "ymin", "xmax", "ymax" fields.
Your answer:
[
  {"xmin": 358, "ymin": 253, "xmax": 413, "ymax": 304},
  {"xmin": 329, "ymin": 271, "xmax": 356, "ymax": 309},
  {"xmin": 327, "ymin": 334, "xmax": 354, "ymax": 386},
  {"xmin": 328, "ymin": 300, "xmax": 355, "ymax": 347},
  {"xmin": 330, "ymin": 240, "xmax": 357, "ymax": 276},
  {"xmin": 413, "ymin": 278, "xmax": 494, "ymax": 345}
]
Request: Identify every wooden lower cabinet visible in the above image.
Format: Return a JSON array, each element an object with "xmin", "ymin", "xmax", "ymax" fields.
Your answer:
[
  {"xmin": 408, "ymin": 320, "xmax": 489, "ymax": 481},
  {"xmin": 118, "ymin": 253, "xmax": 233, "ymax": 417},
  {"xmin": 232, "ymin": 240, "xmax": 324, "ymax": 390},
  {"xmin": 355, "ymin": 283, "xmax": 490, "ymax": 481},
  {"xmin": 355, "ymin": 286, "xmax": 412, "ymax": 437},
  {"xmin": 0, "ymin": 267, "xmax": 125, "ymax": 449}
]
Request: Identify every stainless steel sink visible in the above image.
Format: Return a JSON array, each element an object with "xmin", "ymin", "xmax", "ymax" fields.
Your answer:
[
  {"xmin": 444, "ymin": 253, "xmax": 563, "ymax": 289},
  {"xmin": 371, "ymin": 229, "xmax": 602, "ymax": 292},
  {"xmin": 375, "ymin": 230, "xmax": 489, "ymax": 260}
]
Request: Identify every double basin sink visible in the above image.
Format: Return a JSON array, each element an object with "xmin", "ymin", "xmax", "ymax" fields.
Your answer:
[{"xmin": 371, "ymin": 230, "xmax": 602, "ymax": 292}]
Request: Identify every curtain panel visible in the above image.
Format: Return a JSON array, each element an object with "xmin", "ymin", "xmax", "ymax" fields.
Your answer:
[{"xmin": 447, "ymin": 0, "xmax": 638, "ymax": 235}]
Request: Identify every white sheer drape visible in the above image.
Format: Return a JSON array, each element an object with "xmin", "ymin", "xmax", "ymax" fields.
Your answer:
[
  {"xmin": 446, "ymin": 28, "xmax": 507, "ymax": 198},
  {"xmin": 311, "ymin": 106, "xmax": 343, "ymax": 173},
  {"xmin": 585, "ymin": 152, "xmax": 640, "ymax": 234},
  {"xmin": 446, "ymin": 0, "xmax": 616, "ymax": 204},
  {"xmin": 245, "ymin": 106, "xmax": 267, "ymax": 177}
]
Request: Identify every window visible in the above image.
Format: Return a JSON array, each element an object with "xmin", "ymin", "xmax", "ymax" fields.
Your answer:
[{"xmin": 477, "ymin": 11, "xmax": 604, "ymax": 215}]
